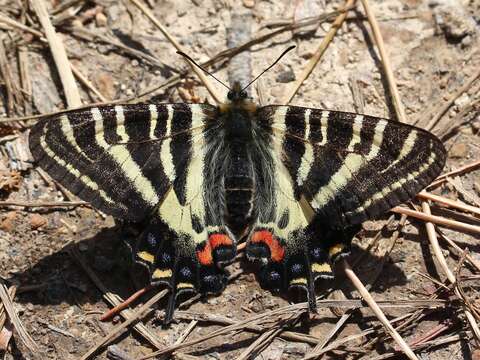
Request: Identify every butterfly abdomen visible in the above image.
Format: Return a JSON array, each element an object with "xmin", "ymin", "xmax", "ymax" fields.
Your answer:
[{"xmin": 223, "ymin": 107, "xmax": 255, "ymax": 236}]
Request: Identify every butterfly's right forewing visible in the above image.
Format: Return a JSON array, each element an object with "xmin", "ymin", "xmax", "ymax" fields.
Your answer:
[{"xmin": 29, "ymin": 103, "xmax": 215, "ymax": 222}]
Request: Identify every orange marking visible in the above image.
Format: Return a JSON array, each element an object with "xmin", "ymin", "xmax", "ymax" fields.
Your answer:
[
  {"xmin": 209, "ymin": 233, "xmax": 233, "ymax": 249},
  {"xmin": 251, "ymin": 230, "xmax": 285, "ymax": 262},
  {"xmin": 196, "ymin": 242, "xmax": 213, "ymax": 266}
]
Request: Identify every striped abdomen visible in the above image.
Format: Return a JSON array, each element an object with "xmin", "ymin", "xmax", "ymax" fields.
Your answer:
[{"xmin": 224, "ymin": 108, "xmax": 255, "ymax": 236}]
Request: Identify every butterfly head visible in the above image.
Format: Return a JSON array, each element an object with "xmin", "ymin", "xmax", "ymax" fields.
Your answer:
[
  {"xmin": 220, "ymin": 81, "xmax": 256, "ymax": 114},
  {"xmin": 227, "ymin": 81, "xmax": 249, "ymax": 103}
]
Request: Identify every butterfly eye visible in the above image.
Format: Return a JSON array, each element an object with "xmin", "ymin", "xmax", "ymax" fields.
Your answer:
[
  {"xmin": 227, "ymin": 91, "xmax": 234, "ymax": 100},
  {"xmin": 240, "ymin": 91, "xmax": 247, "ymax": 98}
]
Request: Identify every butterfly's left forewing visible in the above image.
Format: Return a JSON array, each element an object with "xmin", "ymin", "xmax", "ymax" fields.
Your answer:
[{"xmin": 257, "ymin": 105, "xmax": 446, "ymax": 227}]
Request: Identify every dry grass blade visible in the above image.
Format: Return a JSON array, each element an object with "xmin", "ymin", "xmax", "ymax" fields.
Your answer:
[
  {"xmin": 281, "ymin": 0, "xmax": 357, "ymax": 104},
  {"xmin": 0, "ymin": 286, "xmax": 16, "ymax": 350},
  {"xmin": 142, "ymin": 304, "xmax": 307, "ymax": 359},
  {"xmin": 0, "ymin": 286, "xmax": 15, "ymax": 329},
  {"xmin": 421, "ymin": 202, "xmax": 480, "ymax": 343},
  {"xmin": 0, "ymin": 283, "xmax": 38, "ymax": 352},
  {"xmin": 0, "ymin": 13, "xmax": 45, "ymax": 40},
  {"xmin": 438, "ymin": 232, "xmax": 480, "ymax": 272},
  {"xmin": 306, "ymin": 313, "xmax": 422, "ymax": 359},
  {"xmin": 70, "ymin": 63, "xmax": 109, "ymax": 102},
  {"xmin": 392, "ymin": 206, "xmax": 480, "ymax": 235},
  {"xmin": 341, "ymin": 260, "xmax": 419, "ymax": 360},
  {"xmin": 360, "ymin": 0, "xmax": 406, "ymax": 123},
  {"xmin": 237, "ymin": 325, "xmax": 285, "ymax": 360},
  {"xmin": 306, "ymin": 311, "xmax": 351, "ymax": 359},
  {"xmin": 427, "ymin": 160, "xmax": 480, "ymax": 189},
  {"xmin": 417, "ymin": 191, "xmax": 480, "ymax": 217},
  {"xmin": 0, "ymin": 200, "xmax": 88, "ymax": 207},
  {"xmin": 166, "ymin": 320, "xmax": 198, "ymax": 360},
  {"xmin": 80, "ymin": 289, "xmax": 168, "ymax": 360},
  {"xmin": 0, "ymin": 40, "xmax": 22, "ymax": 116},
  {"xmin": 128, "ymin": 0, "xmax": 222, "ymax": 103},
  {"xmin": 30, "ymin": 0, "xmax": 81, "ymax": 108},
  {"xmin": 67, "ymin": 26, "xmax": 168, "ymax": 69},
  {"xmin": 174, "ymin": 310, "xmax": 320, "ymax": 346}
]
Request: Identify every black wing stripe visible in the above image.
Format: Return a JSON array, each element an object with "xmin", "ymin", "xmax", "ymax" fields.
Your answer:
[
  {"xmin": 326, "ymin": 111, "xmax": 355, "ymax": 149},
  {"xmin": 310, "ymin": 109, "xmax": 329, "ymax": 145},
  {"xmin": 283, "ymin": 107, "xmax": 306, "ymax": 198},
  {"xmin": 123, "ymin": 105, "xmax": 171, "ymax": 201},
  {"xmin": 171, "ymin": 104, "xmax": 193, "ymax": 205}
]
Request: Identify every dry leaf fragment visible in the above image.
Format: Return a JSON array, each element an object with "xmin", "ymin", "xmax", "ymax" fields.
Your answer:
[
  {"xmin": 95, "ymin": 73, "xmax": 116, "ymax": 101},
  {"xmin": 0, "ymin": 171, "xmax": 21, "ymax": 194},
  {"xmin": 0, "ymin": 212, "xmax": 17, "ymax": 232},
  {"xmin": 30, "ymin": 214, "xmax": 47, "ymax": 230},
  {"xmin": 0, "ymin": 321, "xmax": 13, "ymax": 351}
]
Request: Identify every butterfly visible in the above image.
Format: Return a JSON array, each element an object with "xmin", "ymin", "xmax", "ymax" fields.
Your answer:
[{"xmin": 28, "ymin": 53, "xmax": 446, "ymax": 323}]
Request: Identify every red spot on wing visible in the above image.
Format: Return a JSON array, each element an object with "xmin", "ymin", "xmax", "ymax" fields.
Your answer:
[
  {"xmin": 251, "ymin": 230, "xmax": 285, "ymax": 262},
  {"xmin": 209, "ymin": 233, "xmax": 233, "ymax": 249},
  {"xmin": 196, "ymin": 234, "xmax": 233, "ymax": 266},
  {"xmin": 196, "ymin": 242, "xmax": 213, "ymax": 266}
]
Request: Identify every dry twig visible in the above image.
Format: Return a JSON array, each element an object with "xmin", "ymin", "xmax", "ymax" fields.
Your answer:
[
  {"xmin": 0, "ymin": 200, "xmax": 88, "ymax": 208},
  {"xmin": 417, "ymin": 191, "xmax": 480, "ymax": 217},
  {"xmin": 341, "ymin": 260, "xmax": 418, "ymax": 360},
  {"xmin": 359, "ymin": 0, "xmax": 407, "ymax": 123},
  {"xmin": 421, "ymin": 202, "xmax": 480, "ymax": 343},
  {"xmin": 80, "ymin": 289, "xmax": 168, "ymax": 360},
  {"xmin": 427, "ymin": 160, "xmax": 480, "ymax": 189},
  {"xmin": 392, "ymin": 206, "xmax": 480, "ymax": 235},
  {"xmin": 30, "ymin": 0, "xmax": 81, "ymax": 108}
]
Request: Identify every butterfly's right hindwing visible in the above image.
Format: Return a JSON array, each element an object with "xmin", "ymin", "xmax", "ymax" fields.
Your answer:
[{"xmin": 29, "ymin": 103, "xmax": 216, "ymax": 222}]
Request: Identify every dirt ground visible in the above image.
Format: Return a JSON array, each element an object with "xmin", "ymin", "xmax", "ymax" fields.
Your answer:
[{"xmin": 0, "ymin": 0, "xmax": 479, "ymax": 359}]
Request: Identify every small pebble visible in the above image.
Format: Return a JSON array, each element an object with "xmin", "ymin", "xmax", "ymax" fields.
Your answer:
[
  {"xmin": 449, "ymin": 142, "xmax": 468, "ymax": 158},
  {"xmin": 243, "ymin": 0, "xmax": 255, "ymax": 8},
  {"xmin": 275, "ymin": 68, "xmax": 295, "ymax": 83},
  {"xmin": 95, "ymin": 12, "xmax": 108, "ymax": 27}
]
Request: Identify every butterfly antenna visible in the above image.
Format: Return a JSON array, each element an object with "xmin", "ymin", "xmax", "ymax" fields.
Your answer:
[
  {"xmin": 177, "ymin": 51, "xmax": 231, "ymax": 91},
  {"xmin": 241, "ymin": 45, "xmax": 296, "ymax": 92}
]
